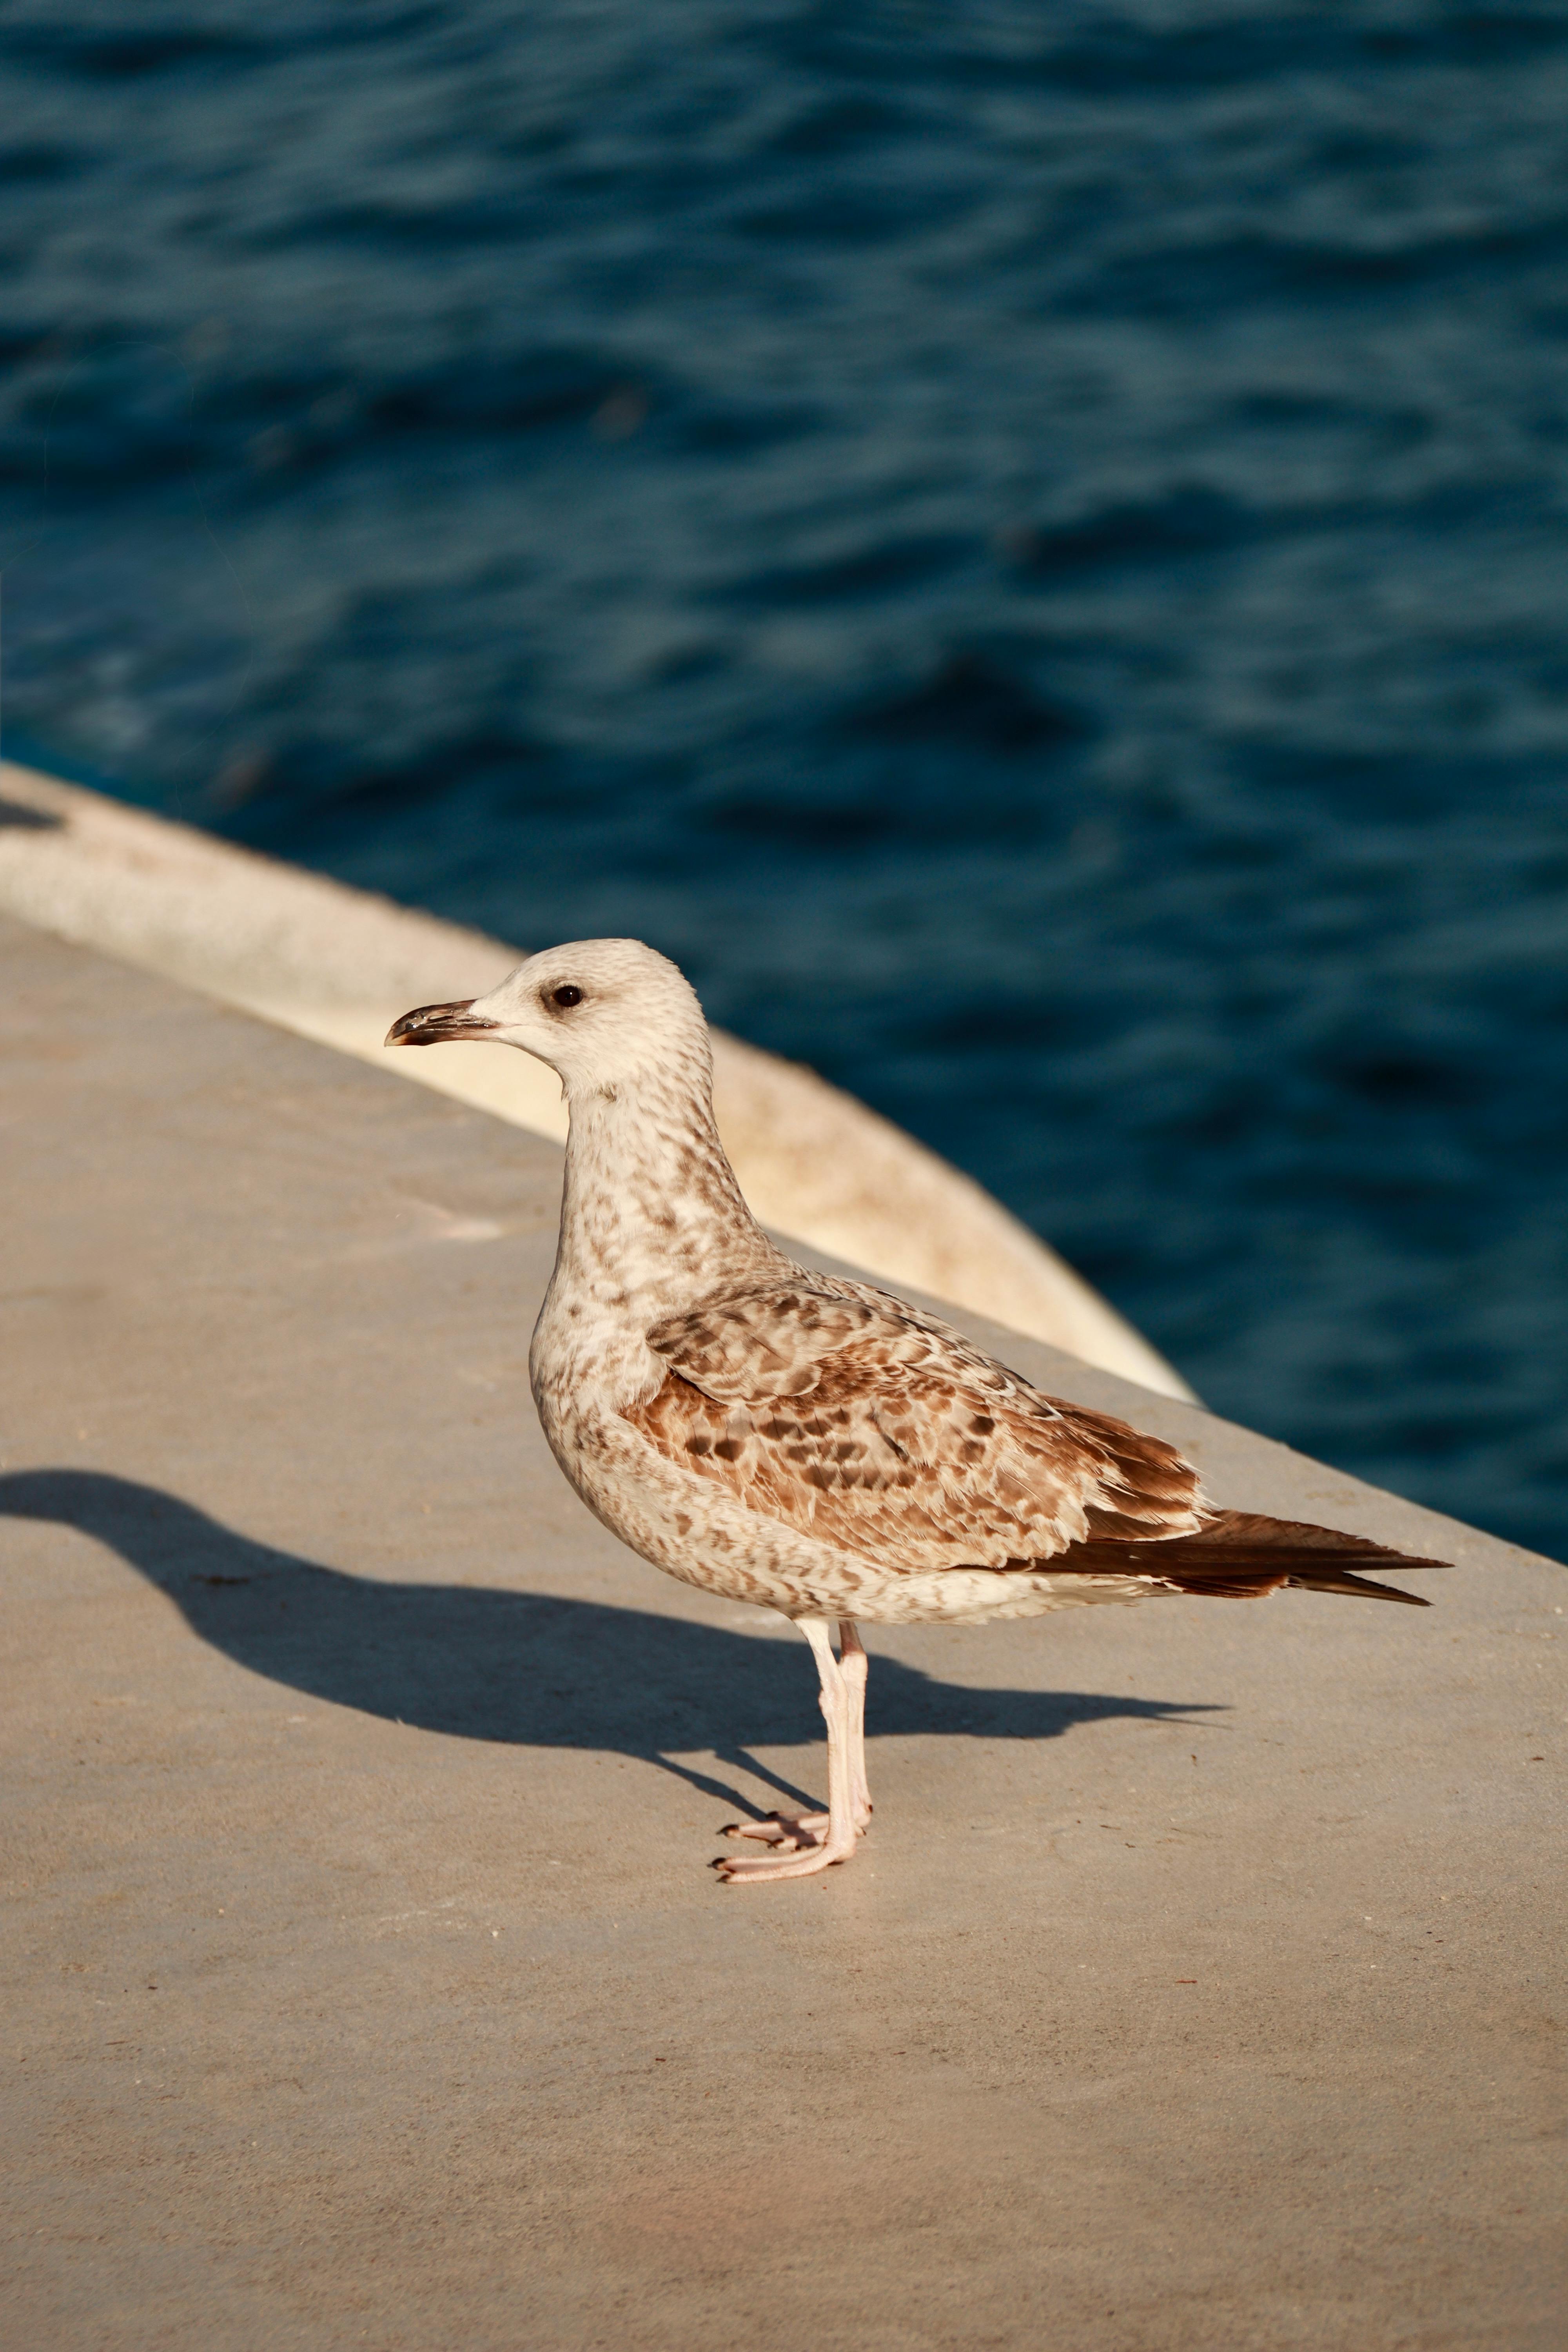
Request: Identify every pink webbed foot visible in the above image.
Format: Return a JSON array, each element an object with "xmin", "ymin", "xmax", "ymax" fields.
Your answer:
[
  {"xmin": 712, "ymin": 1831, "xmax": 858, "ymax": 1884},
  {"xmin": 718, "ymin": 1804, "xmax": 871, "ymax": 1851}
]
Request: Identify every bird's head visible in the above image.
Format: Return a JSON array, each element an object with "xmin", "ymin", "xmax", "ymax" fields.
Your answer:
[{"xmin": 385, "ymin": 937, "xmax": 711, "ymax": 1098}]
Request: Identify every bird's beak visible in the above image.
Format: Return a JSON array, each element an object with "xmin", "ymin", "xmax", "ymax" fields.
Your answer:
[{"xmin": 384, "ymin": 999, "xmax": 503, "ymax": 1048}]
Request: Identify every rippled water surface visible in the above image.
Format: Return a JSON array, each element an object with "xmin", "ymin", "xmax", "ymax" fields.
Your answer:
[{"xmin": 4, "ymin": 2, "xmax": 1568, "ymax": 1553}]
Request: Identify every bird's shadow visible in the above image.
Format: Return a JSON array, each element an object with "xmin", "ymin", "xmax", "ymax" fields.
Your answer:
[
  {"xmin": 0, "ymin": 796, "xmax": 63, "ymax": 830},
  {"xmin": 2, "ymin": 1469, "xmax": 1223, "ymax": 1818}
]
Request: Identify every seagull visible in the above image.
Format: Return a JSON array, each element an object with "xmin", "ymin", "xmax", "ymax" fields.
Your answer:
[{"xmin": 388, "ymin": 938, "xmax": 1445, "ymax": 1884}]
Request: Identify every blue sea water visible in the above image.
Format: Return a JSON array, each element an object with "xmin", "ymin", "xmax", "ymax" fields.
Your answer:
[{"xmin": 4, "ymin": 2, "xmax": 1568, "ymax": 1555}]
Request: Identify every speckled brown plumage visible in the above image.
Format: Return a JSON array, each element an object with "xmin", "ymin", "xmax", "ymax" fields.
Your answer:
[{"xmin": 628, "ymin": 1276, "xmax": 1204, "ymax": 1571}]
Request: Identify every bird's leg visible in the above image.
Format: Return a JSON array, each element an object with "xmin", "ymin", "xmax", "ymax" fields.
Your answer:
[
  {"xmin": 722, "ymin": 1618, "xmax": 873, "ymax": 1850},
  {"xmin": 714, "ymin": 1619, "xmax": 861, "ymax": 1883},
  {"xmin": 837, "ymin": 1619, "xmax": 873, "ymax": 1831}
]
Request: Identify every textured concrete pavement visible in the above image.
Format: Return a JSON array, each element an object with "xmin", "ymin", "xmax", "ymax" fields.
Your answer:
[{"xmin": 2, "ymin": 913, "xmax": 1563, "ymax": 2350}]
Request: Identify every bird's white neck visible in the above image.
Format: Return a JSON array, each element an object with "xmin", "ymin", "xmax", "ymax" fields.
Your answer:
[{"xmin": 547, "ymin": 1066, "xmax": 781, "ymax": 1332}]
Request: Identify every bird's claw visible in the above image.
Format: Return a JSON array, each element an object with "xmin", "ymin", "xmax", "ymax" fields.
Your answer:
[
  {"xmin": 712, "ymin": 1837, "xmax": 858, "ymax": 1884},
  {"xmin": 717, "ymin": 1805, "xmax": 871, "ymax": 1854},
  {"xmin": 719, "ymin": 1808, "xmax": 828, "ymax": 1851}
]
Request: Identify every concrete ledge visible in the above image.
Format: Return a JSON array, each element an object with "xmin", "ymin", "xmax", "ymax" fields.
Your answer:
[
  {"xmin": 2, "ymin": 915, "xmax": 1563, "ymax": 2350},
  {"xmin": 0, "ymin": 759, "xmax": 1192, "ymax": 1398}
]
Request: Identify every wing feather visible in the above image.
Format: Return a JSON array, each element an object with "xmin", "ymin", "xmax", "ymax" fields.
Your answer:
[{"xmin": 627, "ymin": 1276, "xmax": 1204, "ymax": 1571}]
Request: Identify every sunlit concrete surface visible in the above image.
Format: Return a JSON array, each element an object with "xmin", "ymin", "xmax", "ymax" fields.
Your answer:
[
  {"xmin": 0, "ymin": 760, "xmax": 1191, "ymax": 1398},
  {"xmin": 2, "ymin": 911, "xmax": 1562, "ymax": 2352}
]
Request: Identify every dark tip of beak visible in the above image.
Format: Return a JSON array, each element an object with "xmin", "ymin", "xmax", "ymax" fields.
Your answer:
[{"xmin": 384, "ymin": 1000, "xmax": 501, "ymax": 1048}]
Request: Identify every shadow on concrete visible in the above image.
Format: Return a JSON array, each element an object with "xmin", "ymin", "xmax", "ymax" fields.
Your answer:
[
  {"xmin": 0, "ymin": 795, "xmax": 64, "ymax": 829},
  {"xmin": 2, "ymin": 1469, "xmax": 1223, "ymax": 1817}
]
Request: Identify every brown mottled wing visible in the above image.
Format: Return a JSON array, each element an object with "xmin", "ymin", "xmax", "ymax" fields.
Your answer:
[{"xmin": 625, "ymin": 1276, "xmax": 1203, "ymax": 1571}]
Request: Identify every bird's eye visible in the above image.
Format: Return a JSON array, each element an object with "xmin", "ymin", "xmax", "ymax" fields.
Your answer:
[{"xmin": 548, "ymin": 984, "xmax": 584, "ymax": 1009}]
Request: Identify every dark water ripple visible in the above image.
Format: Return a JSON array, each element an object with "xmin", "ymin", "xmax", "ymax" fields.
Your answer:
[{"xmin": 4, "ymin": 2, "xmax": 1568, "ymax": 1555}]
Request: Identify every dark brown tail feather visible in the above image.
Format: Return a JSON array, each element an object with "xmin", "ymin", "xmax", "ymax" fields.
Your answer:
[{"xmin": 1064, "ymin": 1509, "xmax": 1447, "ymax": 1605}]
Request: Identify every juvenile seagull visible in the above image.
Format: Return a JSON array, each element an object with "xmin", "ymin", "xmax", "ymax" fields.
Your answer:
[{"xmin": 388, "ymin": 939, "xmax": 1443, "ymax": 1884}]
